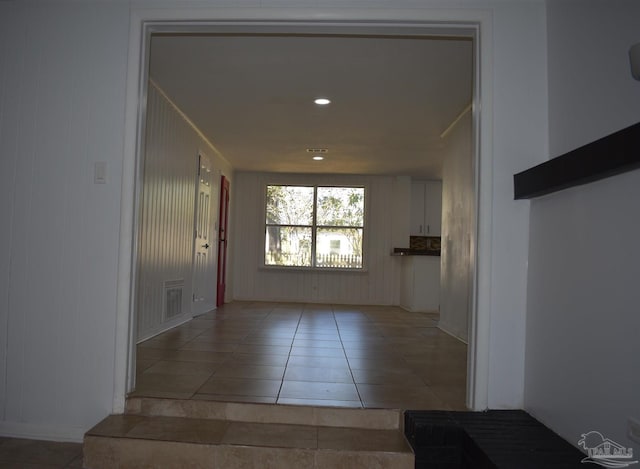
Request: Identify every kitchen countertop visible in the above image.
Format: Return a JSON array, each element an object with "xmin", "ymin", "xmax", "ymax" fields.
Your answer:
[{"xmin": 391, "ymin": 247, "xmax": 440, "ymax": 257}]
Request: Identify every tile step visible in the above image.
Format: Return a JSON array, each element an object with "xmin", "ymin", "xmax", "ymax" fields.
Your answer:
[
  {"xmin": 126, "ymin": 396, "xmax": 403, "ymax": 430},
  {"xmin": 83, "ymin": 414, "xmax": 414, "ymax": 469}
]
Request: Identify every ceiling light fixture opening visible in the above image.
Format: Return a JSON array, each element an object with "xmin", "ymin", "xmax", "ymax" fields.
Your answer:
[
  {"xmin": 314, "ymin": 98, "xmax": 331, "ymax": 105},
  {"xmin": 312, "ymin": 155, "xmax": 324, "ymax": 161}
]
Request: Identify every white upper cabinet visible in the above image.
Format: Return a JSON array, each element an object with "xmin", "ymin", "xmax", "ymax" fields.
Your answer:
[{"xmin": 410, "ymin": 180, "xmax": 442, "ymax": 237}]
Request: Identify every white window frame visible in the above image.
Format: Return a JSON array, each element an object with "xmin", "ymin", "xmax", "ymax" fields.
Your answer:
[{"xmin": 264, "ymin": 183, "xmax": 367, "ymax": 271}]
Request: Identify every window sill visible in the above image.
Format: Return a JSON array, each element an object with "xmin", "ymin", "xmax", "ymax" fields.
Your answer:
[{"xmin": 259, "ymin": 265, "xmax": 369, "ymax": 274}]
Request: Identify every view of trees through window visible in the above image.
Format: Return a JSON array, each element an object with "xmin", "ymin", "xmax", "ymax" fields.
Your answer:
[{"xmin": 265, "ymin": 185, "xmax": 365, "ymax": 269}]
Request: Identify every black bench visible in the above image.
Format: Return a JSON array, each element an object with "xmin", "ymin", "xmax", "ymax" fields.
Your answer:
[{"xmin": 404, "ymin": 410, "xmax": 586, "ymax": 469}]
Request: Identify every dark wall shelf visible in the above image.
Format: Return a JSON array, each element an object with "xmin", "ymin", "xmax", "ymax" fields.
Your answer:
[{"xmin": 514, "ymin": 122, "xmax": 640, "ymax": 200}]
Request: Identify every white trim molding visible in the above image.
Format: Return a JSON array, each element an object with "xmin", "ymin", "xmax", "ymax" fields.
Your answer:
[{"xmin": 115, "ymin": 5, "xmax": 494, "ymax": 413}]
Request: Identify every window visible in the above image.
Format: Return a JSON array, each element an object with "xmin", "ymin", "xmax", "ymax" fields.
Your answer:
[{"xmin": 265, "ymin": 185, "xmax": 365, "ymax": 269}]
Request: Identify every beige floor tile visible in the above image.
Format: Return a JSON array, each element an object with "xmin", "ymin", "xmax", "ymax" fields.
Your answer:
[
  {"xmin": 193, "ymin": 393, "xmax": 277, "ymax": 404},
  {"xmin": 343, "ymin": 348, "xmax": 404, "ymax": 359},
  {"xmin": 286, "ymin": 355, "xmax": 350, "ymax": 369},
  {"xmin": 162, "ymin": 349, "xmax": 233, "ymax": 363},
  {"xmin": 350, "ymin": 368, "xmax": 425, "ymax": 386},
  {"xmin": 179, "ymin": 341, "xmax": 240, "ymax": 352},
  {"xmin": 142, "ymin": 360, "xmax": 219, "ymax": 376},
  {"xmin": 357, "ymin": 383, "xmax": 447, "ymax": 409},
  {"xmin": 418, "ymin": 368, "xmax": 467, "ymax": 386},
  {"xmin": 131, "ymin": 372, "xmax": 211, "ymax": 399},
  {"xmin": 284, "ymin": 365, "xmax": 353, "ymax": 383},
  {"xmin": 216, "ymin": 445, "xmax": 315, "ymax": 469},
  {"xmin": 430, "ymin": 384, "xmax": 469, "ymax": 410},
  {"xmin": 137, "ymin": 397, "xmax": 227, "ymax": 419},
  {"xmin": 135, "ymin": 358, "xmax": 158, "ymax": 373},
  {"xmin": 233, "ymin": 344, "xmax": 292, "ymax": 355},
  {"xmin": 280, "ymin": 381, "xmax": 359, "ymax": 401},
  {"xmin": 314, "ymin": 407, "xmax": 400, "ymax": 429},
  {"xmin": 135, "ymin": 347, "xmax": 173, "ymax": 360},
  {"xmin": 241, "ymin": 336, "xmax": 294, "ymax": 346},
  {"xmin": 125, "ymin": 416, "xmax": 229, "ymax": 444},
  {"xmin": 289, "ymin": 346, "xmax": 346, "ymax": 358},
  {"xmin": 198, "ymin": 377, "xmax": 282, "ymax": 397},
  {"xmin": 222, "ymin": 422, "xmax": 318, "ymax": 448},
  {"xmin": 86, "ymin": 415, "xmax": 147, "ymax": 437},
  {"xmin": 227, "ymin": 353, "xmax": 290, "ymax": 366},
  {"xmin": 183, "ymin": 318, "xmax": 217, "ymax": 329},
  {"xmin": 292, "ymin": 339, "xmax": 342, "ymax": 348},
  {"xmin": 213, "ymin": 364, "xmax": 286, "ymax": 380},
  {"xmin": 318, "ymin": 427, "xmax": 411, "ymax": 452},
  {"xmin": 346, "ymin": 357, "xmax": 411, "ymax": 371},
  {"xmin": 84, "ymin": 436, "xmax": 217, "ymax": 469},
  {"xmin": 298, "ymin": 322, "xmax": 336, "ymax": 327},
  {"xmin": 246, "ymin": 330, "xmax": 297, "ymax": 339},
  {"xmin": 276, "ymin": 397, "xmax": 362, "ymax": 408},
  {"xmin": 294, "ymin": 332, "xmax": 341, "ymax": 340},
  {"xmin": 337, "ymin": 323, "xmax": 382, "ymax": 331},
  {"xmin": 0, "ymin": 438, "xmax": 82, "ymax": 466}
]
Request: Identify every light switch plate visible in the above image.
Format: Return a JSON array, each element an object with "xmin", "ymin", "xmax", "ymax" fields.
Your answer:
[{"xmin": 94, "ymin": 161, "xmax": 107, "ymax": 184}]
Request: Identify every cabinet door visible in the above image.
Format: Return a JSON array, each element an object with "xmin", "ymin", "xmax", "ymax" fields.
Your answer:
[
  {"xmin": 424, "ymin": 181, "xmax": 442, "ymax": 236},
  {"xmin": 410, "ymin": 182, "xmax": 426, "ymax": 236}
]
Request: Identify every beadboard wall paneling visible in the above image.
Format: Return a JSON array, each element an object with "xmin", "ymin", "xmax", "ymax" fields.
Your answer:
[
  {"xmin": 136, "ymin": 83, "xmax": 232, "ymax": 341},
  {"xmin": 440, "ymin": 111, "xmax": 473, "ymax": 342},
  {"xmin": 0, "ymin": 2, "xmax": 130, "ymax": 440},
  {"xmin": 231, "ymin": 172, "xmax": 402, "ymax": 305}
]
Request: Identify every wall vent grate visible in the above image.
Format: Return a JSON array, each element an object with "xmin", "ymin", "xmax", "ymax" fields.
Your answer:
[{"xmin": 164, "ymin": 280, "xmax": 184, "ymax": 320}]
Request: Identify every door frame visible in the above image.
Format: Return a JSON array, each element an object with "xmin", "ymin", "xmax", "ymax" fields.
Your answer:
[
  {"xmin": 216, "ymin": 175, "xmax": 230, "ymax": 307},
  {"xmin": 114, "ymin": 7, "xmax": 493, "ymax": 414}
]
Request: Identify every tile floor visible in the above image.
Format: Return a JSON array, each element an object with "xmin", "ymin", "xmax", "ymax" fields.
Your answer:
[
  {"xmin": 84, "ymin": 414, "xmax": 414, "ymax": 469},
  {"xmin": 133, "ymin": 302, "xmax": 467, "ymax": 410},
  {"xmin": 0, "ymin": 436, "xmax": 83, "ymax": 468}
]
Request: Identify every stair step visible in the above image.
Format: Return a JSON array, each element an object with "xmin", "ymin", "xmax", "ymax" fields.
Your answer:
[
  {"xmin": 126, "ymin": 396, "xmax": 403, "ymax": 430},
  {"xmin": 84, "ymin": 414, "xmax": 414, "ymax": 468}
]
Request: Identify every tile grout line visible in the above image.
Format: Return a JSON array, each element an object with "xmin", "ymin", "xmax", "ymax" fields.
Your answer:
[
  {"xmin": 333, "ymin": 305, "xmax": 365, "ymax": 409},
  {"xmin": 275, "ymin": 303, "xmax": 303, "ymax": 404}
]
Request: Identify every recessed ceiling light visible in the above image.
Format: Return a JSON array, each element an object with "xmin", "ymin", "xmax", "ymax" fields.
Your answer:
[
  {"xmin": 312, "ymin": 155, "xmax": 324, "ymax": 161},
  {"xmin": 314, "ymin": 98, "xmax": 331, "ymax": 105}
]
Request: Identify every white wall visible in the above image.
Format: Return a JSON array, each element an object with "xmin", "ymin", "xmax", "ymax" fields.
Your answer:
[
  {"xmin": 136, "ymin": 83, "xmax": 233, "ymax": 341},
  {"xmin": 525, "ymin": 0, "xmax": 640, "ymax": 453},
  {"xmin": 0, "ymin": 2, "xmax": 130, "ymax": 441},
  {"xmin": 439, "ymin": 111, "xmax": 472, "ymax": 343},
  {"xmin": 485, "ymin": 1, "xmax": 549, "ymax": 409},
  {"xmin": 0, "ymin": 0, "xmax": 551, "ymax": 441},
  {"xmin": 232, "ymin": 172, "xmax": 402, "ymax": 304}
]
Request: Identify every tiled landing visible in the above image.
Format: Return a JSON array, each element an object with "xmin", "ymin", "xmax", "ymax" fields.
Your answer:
[
  {"xmin": 84, "ymin": 399, "xmax": 414, "ymax": 468},
  {"xmin": 134, "ymin": 302, "xmax": 467, "ymax": 411}
]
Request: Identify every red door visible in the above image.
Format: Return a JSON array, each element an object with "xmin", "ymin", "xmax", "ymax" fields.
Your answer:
[{"xmin": 216, "ymin": 176, "xmax": 230, "ymax": 307}]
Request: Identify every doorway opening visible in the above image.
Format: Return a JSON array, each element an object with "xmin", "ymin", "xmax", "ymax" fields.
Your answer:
[{"xmin": 118, "ymin": 15, "xmax": 487, "ymax": 413}]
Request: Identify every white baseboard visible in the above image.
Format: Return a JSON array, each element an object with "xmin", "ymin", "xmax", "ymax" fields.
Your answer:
[
  {"xmin": 0, "ymin": 421, "xmax": 85, "ymax": 443},
  {"xmin": 136, "ymin": 313, "xmax": 193, "ymax": 343},
  {"xmin": 438, "ymin": 320, "xmax": 469, "ymax": 344}
]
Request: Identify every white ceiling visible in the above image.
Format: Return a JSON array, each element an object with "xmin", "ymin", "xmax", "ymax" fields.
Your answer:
[{"xmin": 149, "ymin": 34, "xmax": 473, "ymax": 178}]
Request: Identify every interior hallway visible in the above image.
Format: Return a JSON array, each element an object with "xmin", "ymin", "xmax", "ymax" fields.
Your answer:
[{"xmin": 132, "ymin": 302, "xmax": 467, "ymax": 410}]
